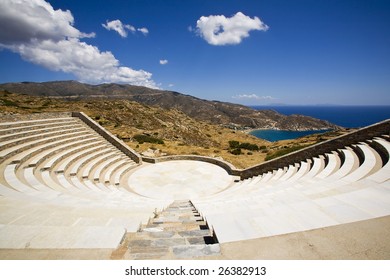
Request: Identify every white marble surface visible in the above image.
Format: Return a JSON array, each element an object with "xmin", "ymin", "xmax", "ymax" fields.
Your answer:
[{"xmin": 128, "ymin": 160, "xmax": 234, "ymax": 199}]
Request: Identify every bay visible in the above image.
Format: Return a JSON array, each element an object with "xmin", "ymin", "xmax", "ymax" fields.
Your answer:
[
  {"xmin": 249, "ymin": 105, "xmax": 390, "ymax": 141},
  {"xmin": 249, "ymin": 129, "xmax": 330, "ymax": 142}
]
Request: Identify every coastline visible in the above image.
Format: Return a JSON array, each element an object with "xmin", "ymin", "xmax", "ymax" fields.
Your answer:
[
  {"xmin": 243, "ymin": 127, "xmax": 334, "ymax": 135},
  {"xmin": 247, "ymin": 128, "xmax": 333, "ymax": 142}
]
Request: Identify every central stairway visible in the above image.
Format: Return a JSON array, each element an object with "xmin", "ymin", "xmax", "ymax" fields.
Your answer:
[{"xmin": 112, "ymin": 200, "xmax": 220, "ymax": 259}]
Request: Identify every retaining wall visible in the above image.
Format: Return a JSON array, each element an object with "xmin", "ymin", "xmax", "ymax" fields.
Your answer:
[
  {"xmin": 72, "ymin": 112, "xmax": 142, "ymax": 164},
  {"xmin": 142, "ymin": 155, "xmax": 240, "ymax": 176}
]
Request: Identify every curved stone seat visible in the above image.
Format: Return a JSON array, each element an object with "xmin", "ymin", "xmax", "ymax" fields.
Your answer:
[
  {"xmin": 365, "ymin": 138, "xmax": 390, "ymax": 182},
  {"xmin": 59, "ymin": 144, "xmax": 110, "ymax": 176},
  {"xmin": 11, "ymin": 135, "xmax": 98, "ymax": 167},
  {"xmin": 0, "ymin": 121, "xmax": 83, "ymax": 142},
  {"xmin": 279, "ymin": 163, "xmax": 299, "ymax": 181},
  {"xmin": 0, "ymin": 121, "xmax": 80, "ymax": 142},
  {"xmin": 303, "ymin": 155, "xmax": 325, "ymax": 179},
  {"xmin": 259, "ymin": 171, "xmax": 273, "ymax": 183},
  {"xmin": 81, "ymin": 152, "xmax": 120, "ymax": 179},
  {"xmin": 341, "ymin": 143, "xmax": 382, "ymax": 182},
  {"xmin": 0, "ymin": 117, "xmax": 74, "ymax": 130},
  {"xmin": 0, "ymin": 130, "xmax": 88, "ymax": 162},
  {"xmin": 192, "ymin": 179, "xmax": 388, "ymax": 243},
  {"xmin": 286, "ymin": 160, "xmax": 311, "ymax": 182},
  {"xmin": 22, "ymin": 167, "xmax": 61, "ymax": 193},
  {"xmin": 90, "ymin": 156, "xmax": 126, "ymax": 182},
  {"xmin": 315, "ymin": 151, "xmax": 341, "ymax": 179},
  {"xmin": 101, "ymin": 159, "xmax": 126, "ymax": 183},
  {"xmin": 67, "ymin": 147, "xmax": 115, "ymax": 177},
  {"xmin": 101, "ymin": 159, "xmax": 135, "ymax": 185},
  {"xmin": 0, "ymin": 125, "xmax": 85, "ymax": 151},
  {"xmin": 3, "ymin": 164, "xmax": 62, "ymax": 195},
  {"xmin": 112, "ymin": 162, "xmax": 139, "ymax": 186},
  {"xmin": 268, "ymin": 167, "xmax": 288, "ymax": 182},
  {"xmin": 37, "ymin": 138, "xmax": 102, "ymax": 171},
  {"xmin": 324, "ymin": 148, "xmax": 360, "ymax": 181}
]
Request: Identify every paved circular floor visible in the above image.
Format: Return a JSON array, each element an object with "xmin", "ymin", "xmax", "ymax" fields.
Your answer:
[{"xmin": 127, "ymin": 160, "xmax": 234, "ymax": 200}]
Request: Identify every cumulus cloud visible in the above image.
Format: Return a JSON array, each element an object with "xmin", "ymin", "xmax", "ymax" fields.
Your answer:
[
  {"xmin": 0, "ymin": 0, "xmax": 94, "ymax": 44},
  {"xmin": 195, "ymin": 12, "xmax": 268, "ymax": 46},
  {"xmin": 159, "ymin": 59, "xmax": 168, "ymax": 65},
  {"xmin": 0, "ymin": 0, "xmax": 156, "ymax": 87},
  {"xmin": 102, "ymin": 19, "xmax": 148, "ymax": 37},
  {"xmin": 232, "ymin": 94, "xmax": 276, "ymax": 100},
  {"xmin": 137, "ymin": 27, "xmax": 149, "ymax": 36},
  {"xmin": 102, "ymin": 19, "xmax": 134, "ymax": 38}
]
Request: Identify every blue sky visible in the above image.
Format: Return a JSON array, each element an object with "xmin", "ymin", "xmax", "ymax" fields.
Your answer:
[{"xmin": 0, "ymin": 0, "xmax": 389, "ymax": 105}]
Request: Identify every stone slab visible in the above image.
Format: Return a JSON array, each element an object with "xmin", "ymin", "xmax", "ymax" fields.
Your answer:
[
  {"xmin": 0, "ymin": 225, "xmax": 126, "ymax": 249},
  {"xmin": 172, "ymin": 244, "xmax": 220, "ymax": 258}
]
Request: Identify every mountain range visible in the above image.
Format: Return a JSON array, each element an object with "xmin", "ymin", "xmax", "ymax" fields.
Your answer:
[{"xmin": 0, "ymin": 81, "xmax": 340, "ymax": 130}]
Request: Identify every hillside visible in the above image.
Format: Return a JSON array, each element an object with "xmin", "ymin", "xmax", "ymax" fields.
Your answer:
[
  {"xmin": 0, "ymin": 81, "xmax": 340, "ymax": 131},
  {"xmin": 0, "ymin": 90, "xmax": 347, "ymax": 168}
]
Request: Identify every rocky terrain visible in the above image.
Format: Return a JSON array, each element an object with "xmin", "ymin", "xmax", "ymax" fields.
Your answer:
[{"xmin": 0, "ymin": 81, "xmax": 340, "ymax": 131}]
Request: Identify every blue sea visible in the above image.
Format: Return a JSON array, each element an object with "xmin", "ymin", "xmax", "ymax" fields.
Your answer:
[{"xmin": 250, "ymin": 106, "xmax": 390, "ymax": 142}]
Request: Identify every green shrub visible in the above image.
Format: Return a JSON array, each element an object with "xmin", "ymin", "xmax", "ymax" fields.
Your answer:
[
  {"xmin": 229, "ymin": 141, "xmax": 259, "ymax": 151},
  {"xmin": 133, "ymin": 134, "xmax": 164, "ymax": 144},
  {"xmin": 1, "ymin": 99, "xmax": 18, "ymax": 107},
  {"xmin": 239, "ymin": 142, "xmax": 259, "ymax": 151},
  {"xmin": 230, "ymin": 148, "xmax": 242, "ymax": 155},
  {"xmin": 265, "ymin": 144, "xmax": 310, "ymax": 161},
  {"xmin": 228, "ymin": 140, "xmax": 240, "ymax": 149}
]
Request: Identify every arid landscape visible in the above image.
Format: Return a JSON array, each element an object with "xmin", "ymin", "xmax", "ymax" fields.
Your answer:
[{"xmin": 0, "ymin": 86, "xmax": 348, "ymax": 168}]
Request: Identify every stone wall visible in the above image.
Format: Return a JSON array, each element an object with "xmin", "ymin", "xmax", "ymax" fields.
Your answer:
[
  {"xmin": 72, "ymin": 112, "xmax": 142, "ymax": 164},
  {"xmin": 142, "ymin": 155, "xmax": 240, "ymax": 176},
  {"xmin": 239, "ymin": 119, "xmax": 390, "ymax": 179}
]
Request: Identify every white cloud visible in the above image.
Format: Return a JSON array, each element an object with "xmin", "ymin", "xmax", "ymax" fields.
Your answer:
[
  {"xmin": 159, "ymin": 59, "xmax": 168, "ymax": 65},
  {"xmin": 137, "ymin": 27, "xmax": 149, "ymax": 36},
  {"xmin": 126, "ymin": 24, "xmax": 136, "ymax": 33},
  {"xmin": 102, "ymin": 19, "xmax": 134, "ymax": 38},
  {"xmin": 0, "ymin": 0, "xmax": 156, "ymax": 87},
  {"xmin": 0, "ymin": 0, "xmax": 94, "ymax": 44},
  {"xmin": 102, "ymin": 20, "xmax": 148, "ymax": 37},
  {"xmin": 195, "ymin": 12, "xmax": 268, "ymax": 46},
  {"xmin": 232, "ymin": 94, "xmax": 276, "ymax": 100},
  {"xmin": 9, "ymin": 38, "xmax": 155, "ymax": 86}
]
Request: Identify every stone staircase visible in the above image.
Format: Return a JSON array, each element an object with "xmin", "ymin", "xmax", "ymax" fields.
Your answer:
[{"xmin": 112, "ymin": 200, "xmax": 220, "ymax": 259}]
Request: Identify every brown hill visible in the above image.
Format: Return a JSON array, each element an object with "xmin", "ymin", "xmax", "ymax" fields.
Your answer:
[{"xmin": 0, "ymin": 81, "xmax": 340, "ymax": 131}]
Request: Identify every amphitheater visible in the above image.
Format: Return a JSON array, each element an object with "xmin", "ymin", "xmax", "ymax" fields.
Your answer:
[{"xmin": 0, "ymin": 112, "xmax": 389, "ymax": 259}]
